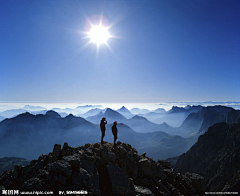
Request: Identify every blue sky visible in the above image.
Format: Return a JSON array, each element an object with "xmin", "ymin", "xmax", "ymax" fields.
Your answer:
[{"xmin": 0, "ymin": 0, "xmax": 239, "ymax": 104}]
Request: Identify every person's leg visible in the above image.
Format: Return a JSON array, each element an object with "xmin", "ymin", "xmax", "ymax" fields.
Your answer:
[
  {"xmin": 101, "ymin": 131, "xmax": 103, "ymax": 144},
  {"xmin": 101, "ymin": 131, "xmax": 105, "ymax": 144},
  {"xmin": 114, "ymin": 135, "xmax": 117, "ymax": 145}
]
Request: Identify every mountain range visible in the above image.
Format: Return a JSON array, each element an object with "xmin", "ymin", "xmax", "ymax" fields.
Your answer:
[
  {"xmin": 1, "ymin": 105, "xmax": 239, "ymax": 161},
  {"xmin": 175, "ymin": 120, "xmax": 240, "ymax": 192},
  {"xmin": 138, "ymin": 105, "xmax": 203, "ymax": 127},
  {"xmin": 0, "ymin": 110, "xmax": 188, "ymax": 161},
  {"xmin": 0, "ymin": 105, "xmax": 105, "ymax": 119}
]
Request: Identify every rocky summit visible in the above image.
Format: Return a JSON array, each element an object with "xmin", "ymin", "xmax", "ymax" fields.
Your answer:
[{"xmin": 0, "ymin": 142, "xmax": 204, "ymax": 195}]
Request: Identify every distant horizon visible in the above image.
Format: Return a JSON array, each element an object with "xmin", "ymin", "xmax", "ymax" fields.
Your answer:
[{"xmin": 1, "ymin": 101, "xmax": 240, "ymax": 111}]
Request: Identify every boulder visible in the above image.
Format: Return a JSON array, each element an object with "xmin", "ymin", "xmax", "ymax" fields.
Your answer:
[
  {"xmin": 13, "ymin": 164, "xmax": 22, "ymax": 179},
  {"xmin": 46, "ymin": 160, "xmax": 72, "ymax": 188},
  {"xmin": 138, "ymin": 158, "xmax": 153, "ymax": 178},
  {"xmin": 61, "ymin": 142, "xmax": 69, "ymax": 157},
  {"xmin": 79, "ymin": 168, "xmax": 100, "ymax": 195},
  {"xmin": 157, "ymin": 159, "xmax": 170, "ymax": 168},
  {"xmin": 134, "ymin": 185, "xmax": 154, "ymax": 196},
  {"xmin": 141, "ymin": 152, "xmax": 146, "ymax": 157},
  {"xmin": 22, "ymin": 177, "xmax": 45, "ymax": 190},
  {"xmin": 107, "ymin": 163, "xmax": 131, "ymax": 195},
  {"xmin": 185, "ymin": 172, "xmax": 205, "ymax": 193},
  {"xmin": 101, "ymin": 151, "xmax": 116, "ymax": 164},
  {"xmin": 62, "ymin": 154, "xmax": 81, "ymax": 169},
  {"xmin": 52, "ymin": 144, "xmax": 61, "ymax": 162},
  {"xmin": 126, "ymin": 162, "xmax": 138, "ymax": 177}
]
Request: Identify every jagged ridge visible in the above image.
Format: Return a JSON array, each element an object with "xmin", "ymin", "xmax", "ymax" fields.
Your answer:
[
  {"xmin": 175, "ymin": 122, "xmax": 240, "ymax": 192},
  {"xmin": 0, "ymin": 142, "xmax": 204, "ymax": 195}
]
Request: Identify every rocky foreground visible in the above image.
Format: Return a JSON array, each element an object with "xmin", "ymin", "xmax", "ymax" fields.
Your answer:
[{"xmin": 0, "ymin": 142, "xmax": 204, "ymax": 195}]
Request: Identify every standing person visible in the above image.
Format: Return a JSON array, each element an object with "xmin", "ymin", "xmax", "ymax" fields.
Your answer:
[
  {"xmin": 100, "ymin": 117, "xmax": 107, "ymax": 144},
  {"xmin": 112, "ymin": 121, "xmax": 118, "ymax": 146}
]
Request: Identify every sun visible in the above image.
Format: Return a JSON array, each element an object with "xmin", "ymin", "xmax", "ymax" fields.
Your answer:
[
  {"xmin": 81, "ymin": 15, "xmax": 115, "ymax": 54},
  {"xmin": 88, "ymin": 25, "xmax": 110, "ymax": 45}
]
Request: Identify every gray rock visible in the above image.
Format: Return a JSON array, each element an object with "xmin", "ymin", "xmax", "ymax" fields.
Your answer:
[
  {"xmin": 81, "ymin": 159, "xmax": 97, "ymax": 175},
  {"xmin": 138, "ymin": 158, "xmax": 153, "ymax": 178},
  {"xmin": 107, "ymin": 163, "xmax": 130, "ymax": 195},
  {"xmin": 80, "ymin": 168, "xmax": 100, "ymax": 195},
  {"xmin": 13, "ymin": 164, "xmax": 22, "ymax": 178},
  {"xmin": 101, "ymin": 151, "xmax": 116, "ymax": 164},
  {"xmin": 141, "ymin": 152, "xmax": 146, "ymax": 157},
  {"xmin": 62, "ymin": 154, "xmax": 81, "ymax": 170},
  {"xmin": 71, "ymin": 170, "xmax": 84, "ymax": 189},
  {"xmin": 126, "ymin": 162, "xmax": 138, "ymax": 177},
  {"xmin": 22, "ymin": 177, "xmax": 44, "ymax": 190},
  {"xmin": 44, "ymin": 160, "xmax": 72, "ymax": 189},
  {"xmin": 61, "ymin": 142, "xmax": 69, "ymax": 157},
  {"xmin": 157, "ymin": 159, "xmax": 170, "ymax": 168},
  {"xmin": 30, "ymin": 159, "xmax": 37, "ymax": 166},
  {"xmin": 185, "ymin": 172, "xmax": 205, "ymax": 192},
  {"xmin": 85, "ymin": 148, "xmax": 94, "ymax": 156},
  {"xmin": 118, "ymin": 146, "xmax": 127, "ymax": 157},
  {"xmin": 52, "ymin": 144, "xmax": 61, "ymax": 162},
  {"xmin": 134, "ymin": 185, "xmax": 154, "ymax": 195}
]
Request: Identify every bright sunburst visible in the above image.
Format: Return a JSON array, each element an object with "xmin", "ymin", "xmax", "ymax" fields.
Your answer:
[
  {"xmin": 89, "ymin": 25, "xmax": 110, "ymax": 45},
  {"xmin": 80, "ymin": 14, "xmax": 117, "ymax": 56}
]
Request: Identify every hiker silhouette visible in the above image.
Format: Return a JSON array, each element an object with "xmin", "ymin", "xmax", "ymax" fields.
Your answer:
[
  {"xmin": 112, "ymin": 121, "xmax": 118, "ymax": 146},
  {"xmin": 100, "ymin": 117, "xmax": 107, "ymax": 144}
]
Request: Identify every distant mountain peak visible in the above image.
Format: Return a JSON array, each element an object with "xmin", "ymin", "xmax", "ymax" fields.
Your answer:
[
  {"xmin": 65, "ymin": 113, "xmax": 74, "ymax": 118},
  {"xmin": 104, "ymin": 108, "xmax": 115, "ymax": 113},
  {"xmin": 104, "ymin": 108, "xmax": 125, "ymax": 118},
  {"xmin": 131, "ymin": 115, "xmax": 146, "ymax": 120},
  {"xmin": 154, "ymin": 108, "xmax": 166, "ymax": 114},
  {"xmin": 45, "ymin": 110, "xmax": 61, "ymax": 118},
  {"xmin": 162, "ymin": 122, "xmax": 169, "ymax": 126},
  {"xmin": 18, "ymin": 112, "xmax": 32, "ymax": 117},
  {"xmin": 169, "ymin": 106, "xmax": 186, "ymax": 113},
  {"xmin": 116, "ymin": 106, "xmax": 134, "ymax": 119},
  {"xmin": 117, "ymin": 106, "xmax": 131, "ymax": 112},
  {"xmin": 119, "ymin": 106, "xmax": 127, "ymax": 110}
]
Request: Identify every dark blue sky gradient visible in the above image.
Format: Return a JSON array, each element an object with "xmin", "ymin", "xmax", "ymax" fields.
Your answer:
[{"xmin": 0, "ymin": 0, "xmax": 239, "ymax": 103}]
